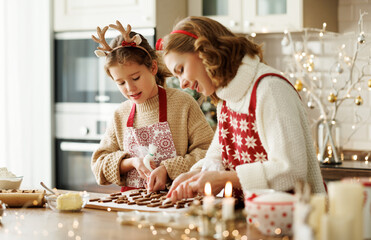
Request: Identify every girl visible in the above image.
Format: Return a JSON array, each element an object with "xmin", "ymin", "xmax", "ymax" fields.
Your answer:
[
  {"xmin": 158, "ymin": 16, "xmax": 325, "ymax": 201},
  {"xmin": 91, "ymin": 21, "xmax": 214, "ymax": 192}
]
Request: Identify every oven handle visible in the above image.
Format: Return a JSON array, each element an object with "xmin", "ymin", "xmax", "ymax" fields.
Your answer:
[{"xmin": 60, "ymin": 142, "xmax": 100, "ymax": 152}]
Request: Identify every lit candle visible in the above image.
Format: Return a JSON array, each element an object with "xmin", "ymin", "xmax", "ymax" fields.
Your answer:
[
  {"xmin": 203, "ymin": 182, "xmax": 215, "ymax": 214},
  {"xmin": 222, "ymin": 181, "xmax": 235, "ymax": 220}
]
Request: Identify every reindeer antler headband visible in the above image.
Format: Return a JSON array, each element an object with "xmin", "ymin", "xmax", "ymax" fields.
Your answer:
[{"xmin": 92, "ymin": 20, "xmax": 151, "ymax": 59}]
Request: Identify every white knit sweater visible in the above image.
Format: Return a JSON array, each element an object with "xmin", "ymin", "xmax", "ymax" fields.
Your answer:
[{"xmin": 191, "ymin": 55, "xmax": 325, "ymax": 194}]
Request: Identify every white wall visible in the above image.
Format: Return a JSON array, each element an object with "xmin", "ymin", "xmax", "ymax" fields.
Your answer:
[
  {"xmin": 254, "ymin": 0, "xmax": 371, "ymax": 152},
  {"xmin": 0, "ymin": 0, "xmax": 53, "ymax": 188}
]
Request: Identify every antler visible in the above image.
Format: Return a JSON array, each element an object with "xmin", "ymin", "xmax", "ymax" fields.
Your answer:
[
  {"xmin": 109, "ymin": 20, "xmax": 135, "ymax": 43},
  {"xmin": 92, "ymin": 26, "xmax": 112, "ymax": 52}
]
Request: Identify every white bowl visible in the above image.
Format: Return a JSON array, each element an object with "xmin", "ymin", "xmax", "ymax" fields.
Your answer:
[
  {"xmin": 45, "ymin": 192, "xmax": 89, "ymax": 212},
  {"xmin": 0, "ymin": 176, "xmax": 23, "ymax": 190},
  {"xmin": 245, "ymin": 191, "xmax": 295, "ymax": 236}
]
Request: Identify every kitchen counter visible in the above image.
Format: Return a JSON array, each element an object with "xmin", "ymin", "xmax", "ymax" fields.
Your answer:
[
  {"xmin": 0, "ymin": 192, "xmax": 290, "ymax": 240},
  {"xmin": 320, "ymin": 160, "xmax": 371, "ymax": 181}
]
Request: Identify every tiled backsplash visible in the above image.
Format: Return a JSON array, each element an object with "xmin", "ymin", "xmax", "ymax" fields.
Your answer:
[{"xmin": 253, "ymin": 0, "xmax": 371, "ymax": 152}]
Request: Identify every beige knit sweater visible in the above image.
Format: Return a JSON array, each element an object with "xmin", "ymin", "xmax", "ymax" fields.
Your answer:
[{"xmin": 91, "ymin": 87, "xmax": 214, "ymax": 187}]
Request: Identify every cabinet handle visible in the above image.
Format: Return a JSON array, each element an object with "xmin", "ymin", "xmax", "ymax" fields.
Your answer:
[
  {"xmin": 229, "ymin": 20, "xmax": 238, "ymax": 27},
  {"xmin": 60, "ymin": 142, "xmax": 100, "ymax": 152},
  {"xmin": 95, "ymin": 95, "xmax": 110, "ymax": 102}
]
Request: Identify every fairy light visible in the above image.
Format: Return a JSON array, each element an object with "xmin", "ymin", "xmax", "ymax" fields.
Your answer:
[
  {"xmin": 107, "ymin": 208, "xmax": 111, "ymax": 212},
  {"xmin": 222, "ymin": 230, "xmax": 230, "ymax": 237},
  {"xmin": 75, "ymin": 236, "xmax": 81, "ymax": 240},
  {"xmin": 184, "ymin": 228, "xmax": 191, "ymax": 234},
  {"xmin": 167, "ymin": 227, "xmax": 172, "ymax": 233},
  {"xmin": 232, "ymin": 230, "xmax": 239, "ymax": 237},
  {"xmin": 68, "ymin": 230, "xmax": 75, "ymax": 237},
  {"xmin": 58, "ymin": 223, "xmax": 63, "ymax": 228},
  {"xmin": 241, "ymin": 236, "xmax": 248, "ymax": 240},
  {"xmin": 72, "ymin": 220, "xmax": 79, "ymax": 229},
  {"xmin": 250, "ymin": 32, "xmax": 256, "ymax": 37},
  {"xmin": 188, "ymin": 224, "xmax": 195, "ymax": 230},
  {"xmin": 327, "ymin": 145, "xmax": 333, "ymax": 158},
  {"xmin": 275, "ymin": 228, "xmax": 282, "ymax": 235},
  {"xmin": 352, "ymin": 155, "xmax": 358, "ymax": 161}
]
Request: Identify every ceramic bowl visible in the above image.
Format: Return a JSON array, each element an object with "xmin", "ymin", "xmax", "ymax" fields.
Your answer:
[
  {"xmin": 245, "ymin": 191, "xmax": 295, "ymax": 236},
  {"xmin": 45, "ymin": 192, "xmax": 89, "ymax": 212},
  {"xmin": 0, "ymin": 176, "xmax": 23, "ymax": 190}
]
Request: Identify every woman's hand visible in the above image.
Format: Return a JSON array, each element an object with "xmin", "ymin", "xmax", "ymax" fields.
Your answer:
[
  {"xmin": 147, "ymin": 165, "xmax": 168, "ymax": 192},
  {"xmin": 167, "ymin": 170, "xmax": 201, "ymax": 198},
  {"xmin": 168, "ymin": 171, "xmax": 240, "ymax": 202}
]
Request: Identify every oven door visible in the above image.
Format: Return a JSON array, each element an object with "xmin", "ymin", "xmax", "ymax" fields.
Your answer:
[{"xmin": 56, "ymin": 139, "xmax": 120, "ymax": 193}]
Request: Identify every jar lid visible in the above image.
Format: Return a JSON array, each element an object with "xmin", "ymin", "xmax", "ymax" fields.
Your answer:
[
  {"xmin": 251, "ymin": 192, "xmax": 295, "ymax": 204},
  {"xmin": 342, "ymin": 177, "xmax": 371, "ymax": 187}
]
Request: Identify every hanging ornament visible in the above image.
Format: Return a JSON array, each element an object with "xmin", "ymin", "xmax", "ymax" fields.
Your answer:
[
  {"xmin": 355, "ymin": 95, "xmax": 363, "ymax": 105},
  {"xmin": 327, "ymin": 93, "xmax": 337, "ymax": 103},
  {"xmin": 335, "ymin": 63, "xmax": 344, "ymax": 74},
  {"xmin": 368, "ymin": 79, "xmax": 371, "ymax": 88},
  {"xmin": 307, "ymin": 101, "xmax": 315, "ymax": 109},
  {"xmin": 358, "ymin": 32, "xmax": 366, "ymax": 44},
  {"xmin": 281, "ymin": 35, "xmax": 289, "ymax": 46},
  {"xmin": 294, "ymin": 79, "xmax": 303, "ymax": 91}
]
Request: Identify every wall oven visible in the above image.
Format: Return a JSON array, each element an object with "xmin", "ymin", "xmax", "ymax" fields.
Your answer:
[{"xmin": 54, "ymin": 28, "xmax": 155, "ymax": 193}]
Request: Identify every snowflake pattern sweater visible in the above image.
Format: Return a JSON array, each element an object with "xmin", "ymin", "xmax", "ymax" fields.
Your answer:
[{"xmin": 191, "ymin": 55, "xmax": 325, "ymax": 194}]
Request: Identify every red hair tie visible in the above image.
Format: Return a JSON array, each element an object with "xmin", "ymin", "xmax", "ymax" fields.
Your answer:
[{"xmin": 156, "ymin": 38, "xmax": 163, "ymax": 51}]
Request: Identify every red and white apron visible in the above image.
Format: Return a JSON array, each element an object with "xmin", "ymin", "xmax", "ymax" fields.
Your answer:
[
  {"xmin": 218, "ymin": 73, "xmax": 298, "ymax": 198},
  {"xmin": 122, "ymin": 86, "xmax": 177, "ymax": 192}
]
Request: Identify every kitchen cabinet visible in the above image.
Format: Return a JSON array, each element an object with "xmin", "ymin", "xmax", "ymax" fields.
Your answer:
[
  {"xmin": 54, "ymin": 0, "xmax": 187, "ymax": 37},
  {"xmin": 188, "ymin": 0, "xmax": 338, "ymax": 33}
]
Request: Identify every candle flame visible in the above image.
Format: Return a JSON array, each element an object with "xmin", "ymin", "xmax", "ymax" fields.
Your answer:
[
  {"xmin": 204, "ymin": 182, "xmax": 212, "ymax": 196},
  {"xmin": 225, "ymin": 181, "xmax": 232, "ymax": 198}
]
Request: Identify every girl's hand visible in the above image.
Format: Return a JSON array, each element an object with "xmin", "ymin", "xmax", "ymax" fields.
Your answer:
[
  {"xmin": 147, "ymin": 165, "xmax": 168, "ymax": 192},
  {"xmin": 131, "ymin": 157, "xmax": 152, "ymax": 180}
]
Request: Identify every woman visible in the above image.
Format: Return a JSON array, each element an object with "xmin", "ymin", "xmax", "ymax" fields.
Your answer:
[{"xmin": 158, "ymin": 16, "xmax": 325, "ymax": 201}]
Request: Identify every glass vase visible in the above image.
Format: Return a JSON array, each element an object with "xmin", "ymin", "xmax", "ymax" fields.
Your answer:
[{"xmin": 316, "ymin": 119, "xmax": 342, "ymax": 164}]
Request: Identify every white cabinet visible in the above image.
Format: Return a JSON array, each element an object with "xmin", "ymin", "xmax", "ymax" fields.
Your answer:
[
  {"xmin": 188, "ymin": 0, "xmax": 338, "ymax": 33},
  {"xmin": 54, "ymin": 0, "xmax": 186, "ymax": 37},
  {"xmin": 188, "ymin": 0, "xmax": 242, "ymax": 33}
]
